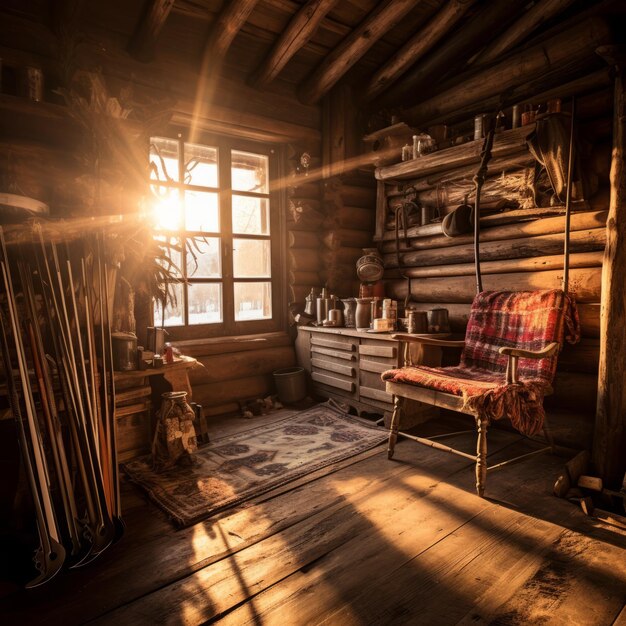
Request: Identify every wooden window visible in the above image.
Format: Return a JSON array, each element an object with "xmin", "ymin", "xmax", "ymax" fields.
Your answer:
[{"xmin": 149, "ymin": 134, "xmax": 285, "ymax": 339}]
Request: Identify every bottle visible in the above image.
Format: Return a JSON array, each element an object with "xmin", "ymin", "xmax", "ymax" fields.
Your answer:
[
  {"xmin": 412, "ymin": 135, "xmax": 420, "ymax": 159},
  {"xmin": 401, "ymin": 144, "xmax": 412, "ymax": 161}
]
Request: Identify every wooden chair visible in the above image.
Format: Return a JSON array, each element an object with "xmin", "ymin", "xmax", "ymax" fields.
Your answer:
[{"xmin": 383, "ymin": 289, "xmax": 579, "ymax": 497}]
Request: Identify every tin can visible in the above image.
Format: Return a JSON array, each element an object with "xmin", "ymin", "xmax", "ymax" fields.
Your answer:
[
  {"xmin": 474, "ymin": 114, "xmax": 487, "ymax": 140},
  {"xmin": 511, "ymin": 105, "xmax": 521, "ymax": 129}
]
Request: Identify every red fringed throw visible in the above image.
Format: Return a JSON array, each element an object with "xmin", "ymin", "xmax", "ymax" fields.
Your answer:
[{"xmin": 383, "ymin": 290, "xmax": 580, "ymax": 435}]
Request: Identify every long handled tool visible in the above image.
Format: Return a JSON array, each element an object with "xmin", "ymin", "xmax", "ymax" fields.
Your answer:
[
  {"xmin": 0, "ymin": 228, "xmax": 65, "ymax": 586},
  {"xmin": 36, "ymin": 229, "xmax": 114, "ymax": 560},
  {"xmin": 18, "ymin": 258, "xmax": 82, "ymax": 558}
]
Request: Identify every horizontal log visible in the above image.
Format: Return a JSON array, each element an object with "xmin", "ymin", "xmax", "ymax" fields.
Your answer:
[
  {"xmin": 386, "ymin": 267, "xmax": 601, "ymax": 303},
  {"xmin": 384, "ymin": 227, "xmax": 606, "ymax": 268},
  {"xmin": 403, "ymin": 301, "xmax": 600, "ymax": 338},
  {"xmin": 375, "ymin": 126, "xmax": 532, "ymax": 181},
  {"xmin": 325, "ymin": 206, "xmax": 375, "ymax": 231},
  {"xmin": 288, "ymin": 230, "xmax": 320, "ymax": 249},
  {"xmin": 322, "ymin": 247, "xmax": 362, "ymax": 266},
  {"xmin": 288, "ymin": 182, "xmax": 320, "ymax": 200},
  {"xmin": 558, "ymin": 338, "xmax": 600, "ymax": 374},
  {"xmin": 192, "ymin": 374, "xmax": 273, "ymax": 408},
  {"xmin": 405, "ymin": 18, "xmax": 611, "ymax": 126},
  {"xmin": 323, "ymin": 229, "xmax": 373, "ymax": 250},
  {"xmin": 289, "ymin": 271, "xmax": 320, "ymax": 286},
  {"xmin": 189, "ymin": 346, "xmax": 296, "ymax": 385},
  {"xmin": 383, "ymin": 211, "xmax": 607, "ymax": 252},
  {"xmin": 386, "ymin": 251, "xmax": 603, "ymax": 279},
  {"xmin": 173, "ymin": 331, "xmax": 291, "ymax": 357},
  {"xmin": 340, "ymin": 184, "xmax": 376, "ymax": 208},
  {"xmin": 289, "ymin": 249, "xmax": 322, "ymax": 271}
]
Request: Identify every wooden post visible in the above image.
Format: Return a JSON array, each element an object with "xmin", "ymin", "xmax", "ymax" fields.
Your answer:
[{"xmin": 594, "ymin": 46, "xmax": 626, "ymax": 487}]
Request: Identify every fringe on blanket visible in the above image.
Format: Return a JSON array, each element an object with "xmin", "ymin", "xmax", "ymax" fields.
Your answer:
[{"xmin": 462, "ymin": 381, "xmax": 548, "ymax": 437}]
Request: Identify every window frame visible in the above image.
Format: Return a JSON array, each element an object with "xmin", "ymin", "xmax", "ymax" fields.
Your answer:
[{"xmin": 149, "ymin": 130, "xmax": 287, "ymax": 341}]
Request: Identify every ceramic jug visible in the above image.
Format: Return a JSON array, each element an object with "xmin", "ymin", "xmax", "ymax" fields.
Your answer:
[
  {"xmin": 355, "ymin": 298, "xmax": 372, "ymax": 330},
  {"xmin": 341, "ymin": 298, "xmax": 357, "ymax": 328}
]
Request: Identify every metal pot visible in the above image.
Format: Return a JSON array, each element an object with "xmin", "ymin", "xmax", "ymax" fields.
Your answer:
[
  {"xmin": 427, "ymin": 308, "xmax": 450, "ymax": 333},
  {"xmin": 111, "ymin": 332, "xmax": 138, "ymax": 371}
]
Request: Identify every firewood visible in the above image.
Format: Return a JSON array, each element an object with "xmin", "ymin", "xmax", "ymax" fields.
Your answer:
[{"xmin": 578, "ymin": 475, "xmax": 603, "ymax": 491}]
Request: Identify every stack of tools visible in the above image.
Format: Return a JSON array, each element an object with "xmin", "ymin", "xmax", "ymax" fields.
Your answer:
[{"xmin": 0, "ymin": 226, "xmax": 123, "ymax": 587}]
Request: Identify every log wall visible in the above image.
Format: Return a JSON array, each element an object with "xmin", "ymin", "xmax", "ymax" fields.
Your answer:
[
  {"xmin": 378, "ymin": 85, "xmax": 612, "ymax": 450},
  {"xmin": 0, "ymin": 7, "xmax": 320, "ymax": 419}
]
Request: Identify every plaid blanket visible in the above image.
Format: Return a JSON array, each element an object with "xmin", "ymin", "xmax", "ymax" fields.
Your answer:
[{"xmin": 383, "ymin": 290, "xmax": 580, "ymax": 435}]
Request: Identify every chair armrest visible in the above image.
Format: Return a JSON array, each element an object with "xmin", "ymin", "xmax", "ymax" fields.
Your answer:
[
  {"xmin": 499, "ymin": 342, "xmax": 560, "ymax": 359},
  {"xmin": 500, "ymin": 342, "xmax": 559, "ymax": 384},
  {"xmin": 391, "ymin": 334, "xmax": 465, "ymax": 348}
]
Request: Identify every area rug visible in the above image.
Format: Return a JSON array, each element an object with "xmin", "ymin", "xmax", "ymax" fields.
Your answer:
[{"xmin": 123, "ymin": 404, "xmax": 387, "ymax": 527}]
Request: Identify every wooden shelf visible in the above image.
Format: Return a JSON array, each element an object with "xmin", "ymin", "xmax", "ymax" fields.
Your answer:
[{"xmin": 374, "ymin": 125, "xmax": 534, "ymax": 182}]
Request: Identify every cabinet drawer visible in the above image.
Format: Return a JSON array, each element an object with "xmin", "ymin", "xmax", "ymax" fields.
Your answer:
[
  {"xmin": 312, "ymin": 371, "xmax": 356, "ymax": 393},
  {"xmin": 359, "ymin": 358, "xmax": 393, "ymax": 375},
  {"xmin": 359, "ymin": 343, "xmax": 397, "ymax": 359},
  {"xmin": 360, "ymin": 385, "xmax": 392, "ymax": 405},
  {"xmin": 311, "ymin": 357, "xmax": 356, "ymax": 378},
  {"xmin": 311, "ymin": 345, "xmax": 356, "ymax": 361},
  {"xmin": 311, "ymin": 334, "xmax": 357, "ymax": 351}
]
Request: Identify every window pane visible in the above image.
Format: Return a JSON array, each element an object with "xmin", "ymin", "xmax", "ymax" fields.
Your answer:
[
  {"xmin": 184, "ymin": 190, "xmax": 219, "ymax": 233},
  {"xmin": 234, "ymin": 282, "xmax": 272, "ymax": 321},
  {"xmin": 233, "ymin": 238, "xmax": 271, "ymax": 278},
  {"xmin": 231, "ymin": 150, "xmax": 268, "ymax": 193},
  {"xmin": 188, "ymin": 283, "xmax": 222, "ymax": 325},
  {"xmin": 155, "ymin": 235, "xmax": 183, "ymax": 278},
  {"xmin": 232, "ymin": 195, "xmax": 270, "ymax": 235},
  {"xmin": 154, "ymin": 282, "xmax": 184, "ymax": 328},
  {"xmin": 151, "ymin": 186, "xmax": 182, "ymax": 231},
  {"xmin": 186, "ymin": 237, "xmax": 221, "ymax": 278},
  {"xmin": 184, "ymin": 142, "xmax": 218, "ymax": 187},
  {"xmin": 150, "ymin": 137, "xmax": 179, "ymax": 182}
]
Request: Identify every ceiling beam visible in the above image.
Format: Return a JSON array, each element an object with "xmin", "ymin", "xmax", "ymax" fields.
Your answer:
[
  {"xmin": 404, "ymin": 17, "xmax": 610, "ymax": 127},
  {"xmin": 298, "ymin": 0, "xmax": 422, "ymax": 104},
  {"xmin": 250, "ymin": 0, "xmax": 339, "ymax": 90},
  {"xmin": 376, "ymin": 0, "xmax": 527, "ymax": 109},
  {"xmin": 363, "ymin": 0, "xmax": 476, "ymax": 102},
  {"xmin": 200, "ymin": 0, "xmax": 261, "ymax": 75},
  {"xmin": 128, "ymin": 0, "xmax": 175, "ymax": 62},
  {"xmin": 474, "ymin": 0, "xmax": 577, "ymax": 65}
]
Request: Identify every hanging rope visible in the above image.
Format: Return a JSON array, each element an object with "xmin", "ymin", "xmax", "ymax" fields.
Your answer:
[
  {"xmin": 473, "ymin": 117, "xmax": 497, "ymax": 295},
  {"xmin": 562, "ymin": 97, "xmax": 576, "ymax": 294}
]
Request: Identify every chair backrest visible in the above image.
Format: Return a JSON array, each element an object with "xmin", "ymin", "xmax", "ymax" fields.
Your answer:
[{"xmin": 460, "ymin": 289, "xmax": 577, "ymax": 385}]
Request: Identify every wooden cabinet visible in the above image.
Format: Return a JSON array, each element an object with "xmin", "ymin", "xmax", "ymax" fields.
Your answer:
[{"xmin": 296, "ymin": 327, "xmax": 439, "ymax": 424}]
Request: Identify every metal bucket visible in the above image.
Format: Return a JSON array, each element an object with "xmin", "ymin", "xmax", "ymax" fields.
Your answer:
[{"xmin": 273, "ymin": 366, "xmax": 307, "ymax": 404}]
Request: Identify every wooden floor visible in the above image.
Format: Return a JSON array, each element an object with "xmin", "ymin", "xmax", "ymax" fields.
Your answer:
[{"xmin": 1, "ymin": 409, "xmax": 625, "ymax": 626}]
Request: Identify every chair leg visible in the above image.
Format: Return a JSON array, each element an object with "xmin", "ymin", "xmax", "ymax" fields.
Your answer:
[
  {"xmin": 387, "ymin": 395, "xmax": 404, "ymax": 459},
  {"xmin": 475, "ymin": 416, "xmax": 488, "ymax": 497}
]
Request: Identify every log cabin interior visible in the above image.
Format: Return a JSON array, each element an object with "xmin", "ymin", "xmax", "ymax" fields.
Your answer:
[{"xmin": 1, "ymin": 0, "xmax": 626, "ymax": 623}]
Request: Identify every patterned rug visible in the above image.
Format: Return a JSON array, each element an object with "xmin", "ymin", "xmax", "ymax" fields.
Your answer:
[{"xmin": 123, "ymin": 404, "xmax": 387, "ymax": 527}]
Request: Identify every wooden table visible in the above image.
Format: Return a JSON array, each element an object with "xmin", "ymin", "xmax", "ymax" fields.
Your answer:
[
  {"xmin": 113, "ymin": 355, "xmax": 198, "ymax": 400},
  {"xmin": 113, "ymin": 356, "xmax": 199, "ymax": 461}
]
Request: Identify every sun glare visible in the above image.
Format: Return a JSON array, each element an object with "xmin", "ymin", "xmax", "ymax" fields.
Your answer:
[{"xmin": 151, "ymin": 190, "xmax": 182, "ymax": 231}]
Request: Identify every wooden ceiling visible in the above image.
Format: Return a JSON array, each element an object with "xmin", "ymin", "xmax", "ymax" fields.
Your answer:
[{"xmin": 0, "ymin": 0, "xmax": 614, "ymax": 119}]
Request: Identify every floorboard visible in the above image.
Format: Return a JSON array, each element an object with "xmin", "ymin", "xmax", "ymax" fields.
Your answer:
[{"xmin": 0, "ymin": 408, "xmax": 624, "ymax": 626}]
